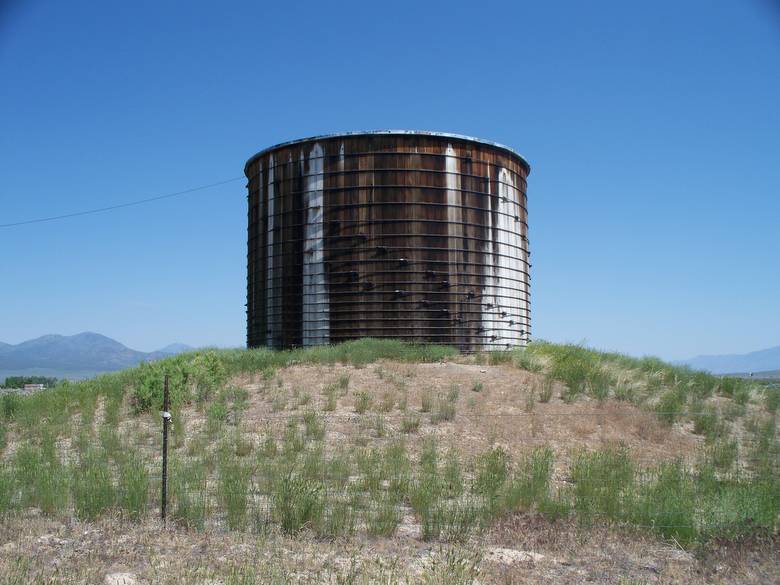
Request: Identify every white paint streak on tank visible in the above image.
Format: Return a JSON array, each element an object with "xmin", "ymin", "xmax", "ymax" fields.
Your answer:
[
  {"xmin": 517, "ymin": 185, "xmax": 530, "ymax": 342},
  {"xmin": 497, "ymin": 168, "xmax": 524, "ymax": 345},
  {"xmin": 480, "ymin": 172, "xmax": 498, "ymax": 346},
  {"xmin": 302, "ymin": 143, "xmax": 329, "ymax": 346},
  {"xmin": 265, "ymin": 154, "xmax": 276, "ymax": 346},
  {"xmin": 445, "ymin": 145, "xmax": 461, "ymax": 301}
]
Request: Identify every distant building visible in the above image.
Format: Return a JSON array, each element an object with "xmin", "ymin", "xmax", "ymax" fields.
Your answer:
[{"xmin": 23, "ymin": 383, "xmax": 45, "ymax": 391}]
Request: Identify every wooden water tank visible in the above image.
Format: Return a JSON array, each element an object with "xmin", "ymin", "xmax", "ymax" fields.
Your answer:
[{"xmin": 245, "ymin": 131, "xmax": 531, "ymax": 352}]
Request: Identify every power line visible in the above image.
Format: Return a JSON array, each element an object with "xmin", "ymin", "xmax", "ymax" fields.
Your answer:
[{"xmin": 0, "ymin": 176, "xmax": 244, "ymax": 229}]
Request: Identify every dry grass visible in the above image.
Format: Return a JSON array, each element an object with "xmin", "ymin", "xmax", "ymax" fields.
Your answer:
[
  {"xmin": 0, "ymin": 342, "xmax": 777, "ymax": 584},
  {"xmin": 233, "ymin": 361, "xmax": 701, "ymax": 469},
  {"xmin": 0, "ymin": 512, "xmax": 776, "ymax": 584}
]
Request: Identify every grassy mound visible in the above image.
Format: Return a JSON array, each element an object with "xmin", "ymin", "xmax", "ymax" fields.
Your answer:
[{"xmin": 0, "ymin": 339, "xmax": 777, "ymax": 550}]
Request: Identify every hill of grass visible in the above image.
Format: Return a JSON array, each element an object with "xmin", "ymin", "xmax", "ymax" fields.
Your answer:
[{"xmin": 0, "ymin": 339, "xmax": 777, "ymax": 584}]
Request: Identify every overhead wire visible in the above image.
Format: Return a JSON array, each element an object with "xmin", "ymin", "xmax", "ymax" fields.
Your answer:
[{"xmin": 0, "ymin": 176, "xmax": 244, "ymax": 229}]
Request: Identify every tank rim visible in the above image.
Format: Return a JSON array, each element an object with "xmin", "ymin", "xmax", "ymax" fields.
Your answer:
[{"xmin": 244, "ymin": 130, "xmax": 530, "ymax": 175}]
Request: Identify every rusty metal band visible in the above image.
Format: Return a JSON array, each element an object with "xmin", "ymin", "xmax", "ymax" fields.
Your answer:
[
  {"xmin": 246, "ymin": 167, "xmax": 528, "ymax": 193},
  {"xmin": 259, "ymin": 288, "xmax": 530, "ymax": 304},
  {"xmin": 251, "ymin": 245, "xmax": 530, "ymax": 268},
  {"xmin": 284, "ymin": 332, "xmax": 531, "ymax": 342},
  {"xmin": 248, "ymin": 262, "xmax": 531, "ymax": 281},
  {"xmin": 249, "ymin": 217, "xmax": 530, "ymax": 241},
  {"xmin": 251, "ymin": 311, "xmax": 530, "ymax": 329},
  {"xmin": 247, "ymin": 224, "xmax": 530, "ymax": 246},
  {"xmin": 252, "ymin": 251, "xmax": 530, "ymax": 269},
  {"xmin": 247, "ymin": 149, "xmax": 529, "ymax": 177},
  {"xmin": 249, "ymin": 187, "xmax": 528, "ymax": 216},
  {"xmin": 258, "ymin": 299, "xmax": 529, "ymax": 313}
]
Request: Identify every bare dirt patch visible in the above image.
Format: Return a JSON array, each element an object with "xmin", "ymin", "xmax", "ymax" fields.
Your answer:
[{"xmin": 235, "ymin": 360, "xmax": 700, "ymax": 467}]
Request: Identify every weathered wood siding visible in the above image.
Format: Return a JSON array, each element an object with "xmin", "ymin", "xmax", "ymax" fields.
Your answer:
[{"xmin": 246, "ymin": 132, "xmax": 531, "ymax": 352}]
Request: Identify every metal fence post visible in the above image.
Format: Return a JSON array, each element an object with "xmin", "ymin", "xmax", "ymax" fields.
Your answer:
[{"xmin": 161, "ymin": 374, "xmax": 170, "ymax": 522}]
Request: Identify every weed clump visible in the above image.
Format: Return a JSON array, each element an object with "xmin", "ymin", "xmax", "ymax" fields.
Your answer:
[
  {"xmin": 537, "ymin": 377, "xmax": 553, "ymax": 403},
  {"xmin": 431, "ymin": 387, "xmax": 458, "ymax": 423},
  {"xmin": 401, "ymin": 412, "xmax": 421, "ymax": 434},
  {"xmin": 218, "ymin": 458, "xmax": 252, "ymax": 530},
  {"xmin": 273, "ymin": 471, "xmax": 323, "ymax": 535},
  {"xmin": 655, "ymin": 386, "xmax": 687, "ymax": 425},
  {"xmin": 117, "ymin": 455, "xmax": 149, "ymax": 519},
  {"xmin": 354, "ymin": 390, "xmax": 371, "ymax": 414}
]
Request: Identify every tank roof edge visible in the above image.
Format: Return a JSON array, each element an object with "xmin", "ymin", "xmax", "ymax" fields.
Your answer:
[{"xmin": 244, "ymin": 130, "xmax": 530, "ymax": 175}]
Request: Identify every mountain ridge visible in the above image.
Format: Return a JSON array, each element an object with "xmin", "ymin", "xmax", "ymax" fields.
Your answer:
[
  {"xmin": 0, "ymin": 332, "xmax": 192, "ymax": 381},
  {"xmin": 677, "ymin": 344, "xmax": 780, "ymax": 375}
]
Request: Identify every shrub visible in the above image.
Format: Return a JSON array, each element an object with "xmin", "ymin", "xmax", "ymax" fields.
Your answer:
[
  {"xmin": 323, "ymin": 385, "xmax": 338, "ymax": 411},
  {"xmin": 426, "ymin": 498, "xmax": 483, "ymax": 542},
  {"xmin": 270, "ymin": 392, "xmax": 287, "ymax": 412},
  {"xmin": 586, "ymin": 367, "xmax": 613, "ymax": 401},
  {"xmin": 219, "ymin": 458, "xmax": 252, "ymax": 530},
  {"xmin": 718, "ymin": 376, "xmax": 739, "ymax": 398},
  {"xmin": 431, "ymin": 387, "xmax": 458, "ymax": 423},
  {"xmin": 336, "ymin": 374, "xmax": 351, "ymax": 393},
  {"xmin": 691, "ymin": 404, "xmax": 724, "ymax": 440},
  {"xmin": 733, "ymin": 384, "xmax": 752, "ymax": 406},
  {"xmin": 765, "ymin": 388, "xmax": 780, "ymax": 413},
  {"xmin": 442, "ymin": 451, "xmax": 463, "ymax": 498},
  {"xmin": 354, "ymin": 390, "xmax": 371, "ymax": 414},
  {"xmin": 171, "ymin": 459, "xmax": 208, "ymax": 530},
  {"xmin": 419, "ymin": 548, "xmax": 481, "ymax": 585},
  {"xmin": 272, "ymin": 471, "xmax": 323, "ymax": 535},
  {"xmin": 1, "ymin": 393, "xmax": 22, "ymax": 420},
  {"xmin": 303, "ymin": 411, "xmax": 326, "ymax": 440},
  {"xmin": 207, "ymin": 400, "xmax": 229, "ymax": 435},
  {"xmin": 260, "ymin": 435, "xmax": 278, "ymax": 459},
  {"xmin": 571, "ymin": 445, "xmax": 634, "ymax": 524},
  {"xmin": 613, "ymin": 384, "xmax": 635, "ymax": 402},
  {"xmin": 629, "ymin": 460, "xmax": 696, "ymax": 544},
  {"xmin": 131, "ymin": 359, "xmax": 191, "ymax": 413},
  {"xmin": 688, "ymin": 371, "xmax": 716, "ymax": 400},
  {"xmin": 378, "ymin": 391, "xmax": 395, "ymax": 413},
  {"xmin": 315, "ymin": 499, "xmax": 355, "ymax": 538},
  {"xmin": 295, "ymin": 390, "xmax": 312, "ymax": 409},
  {"xmin": 373, "ymin": 414, "xmax": 386, "ymax": 438},
  {"xmin": 537, "ymin": 377, "xmax": 553, "ymax": 403},
  {"xmin": 473, "ymin": 447, "xmax": 510, "ymax": 516},
  {"xmin": 505, "ymin": 447, "xmax": 554, "ymax": 511},
  {"xmin": 364, "ymin": 494, "xmax": 400, "ymax": 536},
  {"xmin": 401, "ymin": 412, "xmax": 421, "ymax": 434},
  {"xmin": 655, "ymin": 387, "xmax": 686, "ymax": 425},
  {"xmin": 118, "ymin": 455, "xmax": 149, "ymax": 518},
  {"xmin": 541, "ymin": 345, "xmax": 595, "ymax": 400},
  {"xmin": 707, "ymin": 438, "xmax": 738, "ymax": 472},
  {"xmin": 72, "ymin": 449, "xmax": 116, "ymax": 520},
  {"xmin": 0, "ymin": 466, "xmax": 15, "ymax": 514},
  {"xmin": 511, "ymin": 349, "xmax": 543, "ymax": 373},
  {"xmin": 282, "ymin": 421, "xmax": 305, "ymax": 456},
  {"xmin": 420, "ymin": 390, "xmax": 433, "ymax": 413},
  {"xmin": 191, "ymin": 350, "xmax": 228, "ymax": 403},
  {"xmin": 15, "ymin": 443, "xmax": 68, "ymax": 515}
]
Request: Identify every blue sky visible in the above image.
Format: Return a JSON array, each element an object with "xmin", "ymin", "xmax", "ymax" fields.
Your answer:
[{"xmin": 1, "ymin": 0, "xmax": 778, "ymax": 360}]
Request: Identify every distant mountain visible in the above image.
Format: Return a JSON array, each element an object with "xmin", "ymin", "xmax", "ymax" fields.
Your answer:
[
  {"xmin": 155, "ymin": 343, "xmax": 193, "ymax": 355},
  {"xmin": 0, "ymin": 332, "xmax": 192, "ymax": 381},
  {"xmin": 677, "ymin": 345, "xmax": 780, "ymax": 375}
]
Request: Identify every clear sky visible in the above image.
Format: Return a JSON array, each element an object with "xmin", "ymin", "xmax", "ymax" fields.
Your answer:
[{"xmin": 1, "ymin": 0, "xmax": 778, "ymax": 360}]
